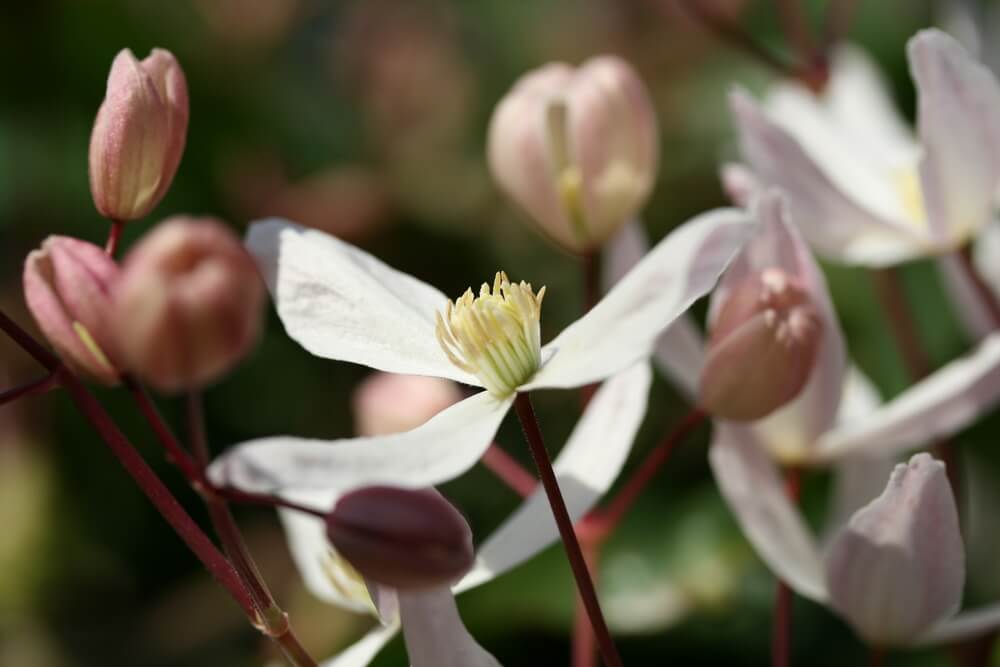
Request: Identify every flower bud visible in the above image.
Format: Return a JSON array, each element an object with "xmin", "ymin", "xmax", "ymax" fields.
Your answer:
[
  {"xmin": 353, "ymin": 373, "xmax": 462, "ymax": 437},
  {"xmin": 699, "ymin": 268, "xmax": 823, "ymax": 421},
  {"xmin": 488, "ymin": 56, "xmax": 658, "ymax": 254},
  {"xmin": 23, "ymin": 237, "xmax": 122, "ymax": 384},
  {"xmin": 114, "ymin": 217, "xmax": 263, "ymax": 392},
  {"xmin": 89, "ymin": 48, "xmax": 189, "ymax": 221},
  {"xmin": 325, "ymin": 486, "xmax": 474, "ymax": 591},
  {"xmin": 825, "ymin": 454, "xmax": 964, "ymax": 646}
]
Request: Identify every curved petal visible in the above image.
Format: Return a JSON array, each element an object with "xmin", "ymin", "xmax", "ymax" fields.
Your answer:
[
  {"xmin": 208, "ymin": 391, "xmax": 514, "ymax": 495},
  {"xmin": 821, "ymin": 454, "xmax": 898, "ymax": 546},
  {"xmin": 911, "ymin": 29, "xmax": 1000, "ymax": 245},
  {"xmin": 814, "ymin": 332, "xmax": 1000, "ymax": 462},
  {"xmin": 398, "ymin": 588, "xmax": 502, "ymax": 667},
  {"xmin": 708, "ymin": 425, "xmax": 828, "ymax": 602},
  {"xmin": 457, "ymin": 361, "xmax": 652, "ymax": 592},
  {"xmin": 524, "ymin": 208, "xmax": 752, "ymax": 390},
  {"xmin": 246, "ymin": 219, "xmax": 479, "ymax": 385},
  {"xmin": 731, "ymin": 90, "xmax": 925, "ymax": 266},
  {"xmin": 920, "ymin": 604, "xmax": 1000, "ymax": 645},
  {"xmin": 320, "ymin": 623, "xmax": 400, "ymax": 667},
  {"xmin": 937, "ymin": 252, "xmax": 995, "ymax": 342},
  {"xmin": 602, "ymin": 219, "xmax": 705, "ymax": 398}
]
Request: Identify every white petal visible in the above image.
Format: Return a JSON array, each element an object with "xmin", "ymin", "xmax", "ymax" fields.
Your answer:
[
  {"xmin": 731, "ymin": 90, "xmax": 925, "ymax": 266},
  {"xmin": 937, "ymin": 252, "xmax": 995, "ymax": 342},
  {"xmin": 920, "ymin": 604, "xmax": 1000, "ymax": 645},
  {"xmin": 601, "ymin": 219, "xmax": 705, "ymax": 398},
  {"xmin": 320, "ymin": 623, "xmax": 400, "ymax": 667},
  {"xmin": 524, "ymin": 208, "xmax": 752, "ymax": 390},
  {"xmin": 457, "ymin": 362, "xmax": 652, "ymax": 592},
  {"xmin": 719, "ymin": 162, "xmax": 761, "ymax": 208},
  {"xmin": 246, "ymin": 219, "xmax": 479, "ymax": 385},
  {"xmin": 825, "ymin": 454, "xmax": 964, "ymax": 646},
  {"xmin": 708, "ymin": 424, "xmax": 828, "ymax": 602},
  {"xmin": 398, "ymin": 587, "xmax": 502, "ymax": 667},
  {"xmin": 821, "ymin": 454, "xmax": 897, "ymax": 547},
  {"xmin": 911, "ymin": 29, "xmax": 1000, "ymax": 245},
  {"xmin": 208, "ymin": 392, "xmax": 514, "ymax": 495},
  {"xmin": 814, "ymin": 332, "xmax": 1000, "ymax": 462}
]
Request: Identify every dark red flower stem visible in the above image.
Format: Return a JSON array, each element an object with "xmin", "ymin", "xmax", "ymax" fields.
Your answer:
[
  {"xmin": 955, "ymin": 245, "xmax": 1000, "ymax": 330},
  {"xmin": 772, "ymin": 467, "xmax": 802, "ymax": 667},
  {"xmin": 105, "ymin": 219, "xmax": 125, "ymax": 257},
  {"xmin": 514, "ymin": 392, "xmax": 623, "ymax": 667},
  {"xmin": 0, "ymin": 371, "xmax": 58, "ymax": 406},
  {"xmin": 675, "ymin": 0, "xmax": 795, "ymax": 76}
]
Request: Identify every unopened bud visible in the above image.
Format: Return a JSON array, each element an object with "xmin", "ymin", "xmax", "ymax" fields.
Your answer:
[
  {"xmin": 325, "ymin": 486, "xmax": 474, "ymax": 591},
  {"xmin": 353, "ymin": 373, "xmax": 462, "ymax": 437},
  {"xmin": 23, "ymin": 237, "xmax": 122, "ymax": 384},
  {"xmin": 89, "ymin": 48, "xmax": 188, "ymax": 221},
  {"xmin": 699, "ymin": 268, "xmax": 823, "ymax": 421},
  {"xmin": 488, "ymin": 56, "xmax": 658, "ymax": 254},
  {"xmin": 114, "ymin": 217, "xmax": 263, "ymax": 392}
]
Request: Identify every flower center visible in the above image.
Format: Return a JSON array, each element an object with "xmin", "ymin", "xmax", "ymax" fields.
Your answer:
[{"xmin": 435, "ymin": 272, "xmax": 546, "ymax": 397}]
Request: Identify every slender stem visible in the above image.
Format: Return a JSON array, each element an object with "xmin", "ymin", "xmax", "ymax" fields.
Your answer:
[
  {"xmin": 571, "ymin": 541, "xmax": 601, "ymax": 667},
  {"xmin": 675, "ymin": 0, "xmax": 794, "ymax": 75},
  {"xmin": 772, "ymin": 467, "xmax": 802, "ymax": 667},
  {"xmin": 215, "ymin": 486, "xmax": 327, "ymax": 519},
  {"xmin": 869, "ymin": 646, "xmax": 885, "ymax": 667},
  {"xmin": 481, "ymin": 443, "xmax": 537, "ymax": 498},
  {"xmin": 775, "ymin": 0, "xmax": 817, "ymax": 64},
  {"xmin": 105, "ymin": 219, "xmax": 125, "ymax": 257},
  {"xmin": 869, "ymin": 268, "xmax": 933, "ymax": 377},
  {"xmin": 587, "ymin": 409, "xmax": 706, "ymax": 536},
  {"xmin": 122, "ymin": 374, "xmax": 203, "ymax": 484},
  {"xmin": 955, "ymin": 245, "xmax": 1000, "ymax": 330},
  {"xmin": 821, "ymin": 0, "xmax": 859, "ymax": 54},
  {"xmin": 0, "ymin": 372, "xmax": 58, "ymax": 406},
  {"xmin": 581, "ymin": 251, "xmax": 600, "ymax": 314},
  {"xmin": 514, "ymin": 393, "xmax": 623, "ymax": 667}
]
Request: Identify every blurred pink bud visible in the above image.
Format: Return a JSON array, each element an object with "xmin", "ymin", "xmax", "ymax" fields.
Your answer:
[
  {"xmin": 825, "ymin": 454, "xmax": 964, "ymax": 645},
  {"xmin": 325, "ymin": 486, "xmax": 474, "ymax": 591},
  {"xmin": 89, "ymin": 48, "xmax": 189, "ymax": 222},
  {"xmin": 353, "ymin": 373, "xmax": 462, "ymax": 437},
  {"xmin": 114, "ymin": 217, "xmax": 263, "ymax": 392},
  {"xmin": 488, "ymin": 56, "xmax": 658, "ymax": 254},
  {"xmin": 23, "ymin": 237, "xmax": 122, "ymax": 385},
  {"xmin": 700, "ymin": 268, "xmax": 823, "ymax": 421}
]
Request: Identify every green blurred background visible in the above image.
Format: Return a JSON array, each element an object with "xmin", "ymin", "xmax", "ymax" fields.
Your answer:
[{"xmin": 2, "ymin": 1, "xmax": 997, "ymax": 665}]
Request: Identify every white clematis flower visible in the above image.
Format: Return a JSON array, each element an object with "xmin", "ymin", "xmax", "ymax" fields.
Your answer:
[
  {"xmin": 731, "ymin": 29, "xmax": 1000, "ymax": 267},
  {"xmin": 207, "ymin": 210, "xmax": 751, "ymax": 496}
]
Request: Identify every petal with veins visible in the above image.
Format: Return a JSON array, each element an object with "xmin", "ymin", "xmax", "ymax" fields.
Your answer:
[
  {"xmin": 457, "ymin": 362, "xmax": 652, "ymax": 591},
  {"xmin": 524, "ymin": 208, "xmax": 751, "ymax": 390},
  {"xmin": 920, "ymin": 604, "xmax": 1000, "ymax": 645},
  {"xmin": 708, "ymin": 425, "xmax": 827, "ymax": 602},
  {"xmin": 208, "ymin": 391, "xmax": 514, "ymax": 495},
  {"xmin": 398, "ymin": 587, "xmax": 502, "ymax": 667},
  {"xmin": 246, "ymin": 219, "xmax": 480, "ymax": 386}
]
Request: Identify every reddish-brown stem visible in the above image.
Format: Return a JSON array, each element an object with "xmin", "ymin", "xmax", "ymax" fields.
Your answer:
[
  {"xmin": 481, "ymin": 443, "xmax": 537, "ymax": 498},
  {"xmin": 955, "ymin": 246, "xmax": 1000, "ymax": 330},
  {"xmin": 869, "ymin": 647, "xmax": 885, "ymax": 667},
  {"xmin": 214, "ymin": 486, "xmax": 327, "ymax": 519},
  {"xmin": 675, "ymin": 0, "xmax": 795, "ymax": 75},
  {"xmin": 0, "ymin": 309, "xmax": 259, "ymax": 622},
  {"xmin": 772, "ymin": 467, "xmax": 802, "ymax": 667},
  {"xmin": 105, "ymin": 219, "xmax": 125, "ymax": 257},
  {"xmin": 0, "ymin": 372, "xmax": 58, "ymax": 406},
  {"xmin": 514, "ymin": 393, "xmax": 623, "ymax": 667},
  {"xmin": 821, "ymin": 0, "xmax": 859, "ymax": 54},
  {"xmin": 776, "ymin": 0, "xmax": 817, "ymax": 64},
  {"xmin": 571, "ymin": 540, "xmax": 601, "ymax": 667},
  {"xmin": 869, "ymin": 268, "xmax": 933, "ymax": 377},
  {"xmin": 122, "ymin": 374, "xmax": 203, "ymax": 484}
]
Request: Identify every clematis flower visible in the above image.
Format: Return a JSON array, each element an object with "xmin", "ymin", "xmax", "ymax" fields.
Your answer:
[
  {"xmin": 273, "ymin": 363, "xmax": 652, "ymax": 666},
  {"xmin": 731, "ymin": 29, "xmax": 1000, "ymax": 267},
  {"xmin": 207, "ymin": 208, "xmax": 751, "ymax": 496}
]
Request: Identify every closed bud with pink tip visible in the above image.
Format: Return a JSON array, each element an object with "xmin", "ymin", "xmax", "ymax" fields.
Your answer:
[
  {"xmin": 23, "ymin": 237, "xmax": 123, "ymax": 384},
  {"xmin": 114, "ymin": 217, "xmax": 263, "ymax": 392},
  {"xmin": 89, "ymin": 48, "xmax": 188, "ymax": 222}
]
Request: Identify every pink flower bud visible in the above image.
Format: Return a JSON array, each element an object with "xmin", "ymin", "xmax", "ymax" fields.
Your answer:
[
  {"xmin": 488, "ymin": 56, "xmax": 658, "ymax": 254},
  {"xmin": 325, "ymin": 486, "xmax": 474, "ymax": 591},
  {"xmin": 22, "ymin": 237, "xmax": 122, "ymax": 385},
  {"xmin": 114, "ymin": 217, "xmax": 263, "ymax": 392},
  {"xmin": 89, "ymin": 48, "xmax": 189, "ymax": 222},
  {"xmin": 825, "ymin": 454, "xmax": 964, "ymax": 646},
  {"xmin": 699, "ymin": 268, "xmax": 823, "ymax": 421},
  {"xmin": 353, "ymin": 373, "xmax": 462, "ymax": 437}
]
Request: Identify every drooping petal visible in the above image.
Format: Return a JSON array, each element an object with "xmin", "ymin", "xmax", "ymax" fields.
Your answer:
[
  {"xmin": 825, "ymin": 454, "xmax": 964, "ymax": 646},
  {"xmin": 246, "ymin": 219, "xmax": 480, "ymax": 385},
  {"xmin": 524, "ymin": 208, "xmax": 752, "ymax": 390},
  {"xmin": 911, "ymin": 29, "xmax": 1000, "ymax": 246},
  {"xmin": 731, "ymin": 90, "xmax": 925, "ymax": 266},
  {"xmin": 320, "ymin": 623, "xmax": 400, "ymax": 667},
  {"xmin": 712, "ymin": 192, "xmax": 846, "ymax": 463},
  {"xmin": 813, "ymin": 332, "xmax": 1000, "ymax": 462},
  {"xmin": 208, "ymin": 391, "xmax": 514, "ymax": 495},
  {"xmin": 708, "ymin": 425, "xmax": 828, "ymax": 602},
  {"xmin": 601, "ymin": 220, "xmax": 705, "ymax": 398},
  {"xmin": 457, "ymin": 361, "xmax": 652, "ymax": 591},
  {"xmin": 398, "ymin": 587, "xmax": 502, "ymax": 667},
  {"xmin": 919, "ymin": 604, "xmax": 1000, "ymax": 645}
]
